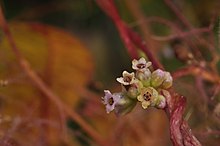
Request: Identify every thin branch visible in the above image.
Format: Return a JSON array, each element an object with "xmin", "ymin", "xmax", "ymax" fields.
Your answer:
[
  {"xmin": 129, "ymin": 16, "xmax": 180, "ymax": 33},
  {"xmin": 125, "ymin": 0, "xmax": 158, "ymax": 52},
  {"xmin": 164, "ymin": 0, "xmax": 216, "ymax": 65},
  {"xmin": 151, "ymin": 28, "xmax": 210, "ymax": 41},
  {"xmin": 129, "ymin": 16, "xmax": 210, "ymax": 42},
  {"xmin": 172, "ymin": 65, "xmax": 220, "ymax": 83},
  {"xmin": 127, "ymin": 27, "xmax": 164, "ymax": 69},
  {"xmin": 95, "ymin": 0, "xmax": 163, "ymax": 69},
  {"xmin": 164, "ymin": 0, "xmax": 193, "ymax": 29}
]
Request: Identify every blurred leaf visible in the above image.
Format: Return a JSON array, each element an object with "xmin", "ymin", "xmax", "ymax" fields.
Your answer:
[
  {"xmin": 1, "ymin": 21, "xmax": 94, "ymax": 106},
  {"xmin": 0, "ymin": 22, "xmax": 94, "ymax": 145}
]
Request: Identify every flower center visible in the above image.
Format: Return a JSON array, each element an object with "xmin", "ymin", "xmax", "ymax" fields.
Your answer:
[
  {"xmin": 108, "ymin": 97, "xmax": 114, "ymax": 105},
  {"xmin": 123, "ymin": 76, "xmax": 132, "ymax": 82},
  {"xmin": 137, "ymin": 63, "xmax": 146, "ymax": 69},
  {"xmin": 143, "ymin": 91, "xmax": 151, "ymax": 101}
]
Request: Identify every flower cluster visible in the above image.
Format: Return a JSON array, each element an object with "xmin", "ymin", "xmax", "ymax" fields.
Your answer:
[{"xmin": 102, "ymin": 57, "xmax": 172, "ymax": 115}]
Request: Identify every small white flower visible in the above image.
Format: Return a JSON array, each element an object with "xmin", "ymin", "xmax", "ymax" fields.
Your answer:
[
  {"xmin": 132, "ymin": 57, "xmax": 152, "ymax": 71},
  {"xmin": 137, "ymin": 87, "xmax": 158, "ymax": 109},
  {"xmin": 102, "ymin": 90, "xmax": 121, "ymax": 113},
  {"xmin": 116, "ymin": 71, "xmax": 136, "ymax": 85}
]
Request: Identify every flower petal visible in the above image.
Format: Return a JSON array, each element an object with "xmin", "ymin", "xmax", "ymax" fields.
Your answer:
[
  {"xmin": 137, "ymin": 95, "xmax": 144, "ymax": 102},
  {"xmin": 102, "ymin": 91, "xmax": 123, "ymax": 114},
  {"xmin": 117, "ymin": 71, "xmax": 136, "ymax": 85},
  {"xmin": 102, "ymin": 90, "xmax": 112, "ymax": 104},
  {"xmin": 145, "ymin": 61, "xmax": 152, "ymax": 68},
  {"xmin": 142, "ymin": 101, "xmax": 150, "ymax": 109},
  {"xmin": 116, "ymin": 77, "xmax": 129, "ymax": 85},
  {"xmin": 132, "ymin": 57, "xmax": 152, "ymax": 71}
]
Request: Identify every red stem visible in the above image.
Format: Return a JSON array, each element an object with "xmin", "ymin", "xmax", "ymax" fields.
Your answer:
[
  {"xmin": 95, "ymin": 0, "xmax": 202, "ymax": 145},
  {"xmin": 96, "ymin": 0, "xmax": 162, "ymax": 69}
]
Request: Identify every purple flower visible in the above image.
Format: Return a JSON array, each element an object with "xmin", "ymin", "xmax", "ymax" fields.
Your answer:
[{"xmin": 102, "ymin": 90, "xmax": 121, "ymax": 113}]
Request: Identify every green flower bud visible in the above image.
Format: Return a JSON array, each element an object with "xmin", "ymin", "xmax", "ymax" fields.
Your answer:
[
  {"xmin": 114, "ymin": 95, "xmax": 137, "ymax": 116},
  {"xmin": 121, "ymin": 81, "xmax": 143, "ymax": 99},
  {"xmin": 151, "ymin": 69, "xmax": 165, "ymax": 88},
  {"xmin": 136, "ymin": 70, "xmax": 151, "ymax": 87},
  {"xmin": 127, "ymin": 86, "xmax": 139, "ymax": 99},
  {"xmin": 161, "ymin": 72, "xmax": 173, "ymax": 89},
  {"xmin": 155, "ymin": 95, "xmax": 166, "ymax": 109},
  {"xmin": 151, "ymin": 69, "xmax": 173, "ymax": 89}
]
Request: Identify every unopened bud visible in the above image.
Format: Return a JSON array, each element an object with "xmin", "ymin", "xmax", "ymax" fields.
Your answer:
[{"xmin": 114, "ymin": 95, "xmax": 137, "ymax": 116}]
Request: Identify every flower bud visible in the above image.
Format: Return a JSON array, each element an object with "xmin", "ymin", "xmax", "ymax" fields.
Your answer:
[
  {"xmin": 127, "ymin": 85, "xmax": 139, "ymax": 99},
  {"xmin": 114, "ymin": 95, "xmax": 137, "ymax": 116},
  {"xmin": 151, "ymin": 69, "xmax": 173, "ymax": 89},
  {"xmin": 161, "ymin": 72, "xmax": 173, "ymax": 89},
  {"xmin": 155, "ymin": 95, "xmax": 166, "ymax": 109},
  {"xmin": 151, "ymin": 69, "xmax": 165, "ymax": 88},
  {"xmin": 121, "ymin": 81, "xmax": 142, "ymax": 99},
  {"xmin": 136, "ymin": 69, "xmax": 151, "ymax": 87}
]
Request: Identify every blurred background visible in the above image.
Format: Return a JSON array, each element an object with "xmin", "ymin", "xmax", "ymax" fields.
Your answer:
[{"xmin": 0, "ymin": 0, "xmax": 220, "ymax": 145}]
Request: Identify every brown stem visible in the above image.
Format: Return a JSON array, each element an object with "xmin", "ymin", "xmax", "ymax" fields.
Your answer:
[
  {"xmin": 126, "ymin": 0, "xmax": 158, "ymax": 52},
  {"xmin": 164, "ymin": 0, "xmax": 216, "ymax": 66},
  {"xmin": 126, "ymin": 27, "xmax": 164, "ymax": 69},
  {"xmin": 152, "ymin": 28, "xmax": 210, "ymax": 41},
  {"xmin": 0, "ymin": 6, "xmax": 106, "ymax": 146},
  {"xmin": 96, "ymin": 0, "xmax": 163, "ymax": 69},
  {"xmin": 172, "ymin": 65, "xmax": 220, "ymax": 83},
  {"xmin": 163, "ymin": 0, "xmax": 193, "ymax": 29},
  {"xmin": 195, "ymin": 77, "xmax": 209, "ymax": 105}
]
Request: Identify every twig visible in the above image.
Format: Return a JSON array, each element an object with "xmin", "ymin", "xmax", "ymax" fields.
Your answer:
[
  {"xmin": 129, "ymin": 16, "xmax": 180, "ymax": 33},
  {"xmin": 129, "ymin": 16, "xmax": 210, "ymax": 42},
  {"xmin": 125, "ymin": 0, "xmax": 157, "ymax": 52},
  {"xmin": 95, "ymin": 0, "xmax": 138, "ymax": 59},
  {"xmin": 195, "ymin": 76, "xmax": 209, "ymax": 106},
  {"xmin": 172, "ymin": 65, "xmax": 219, "ymax": 83},
  {"xmin": 95, "ymin": 0, "xmax": 163, "ymax": 69},
  {"xmin": 163, "ymin": 0, "xmax": 192, "ymax": 29},
  {"xmin": 127, "ymin": 28, "xmax": 164, "ymax": 69},
  {"xmin": 163, "ymin": 0, "xmax": 216, "ymax": 65},
  {"xmin": 211, "ymin": 83, "xmax": 220, "ymax": 100},
  {"xmin": 0, "ymin": 6, "xmax": 106, "ymax": 146},
  {"xmin": 151, "ymin": 28, "xmax": 210, "ymax": 41}
]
